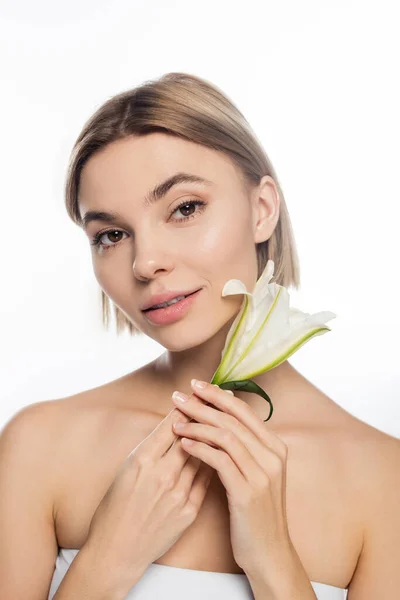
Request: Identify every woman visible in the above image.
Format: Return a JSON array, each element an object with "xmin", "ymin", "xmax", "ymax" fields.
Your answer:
[{"xmin": 1, "ymin": 72, "xmax": 399, "ymax": 600}]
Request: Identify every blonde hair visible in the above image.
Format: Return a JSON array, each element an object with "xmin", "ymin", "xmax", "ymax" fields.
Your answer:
[{"xmin": 65, "ymin": 72, "xmax": 300, "ymax": 336}]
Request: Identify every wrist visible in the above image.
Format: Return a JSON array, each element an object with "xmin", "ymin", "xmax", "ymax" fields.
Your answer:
[
  {"xmin": 245, "ymin": 539, "xmax": 297, "ymax": 589},
  {"xmin": 246, "ymin": 541, "xmax": 313, "ymax": 599},
  {"xmin": 79, "ymin": 541, "xmax": 147, "ymax": 599}
]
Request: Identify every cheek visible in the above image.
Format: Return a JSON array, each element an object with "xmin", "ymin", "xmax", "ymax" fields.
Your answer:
[
  {"xmin": 198, "ymin": 209, "xmax": 253, "ymax": 265},
  {"xmin": 92, "ymin": 260, "xmax": 109, "ymax": 288},
  {"xmin": 196, "ymin": 211, "xmax": 257, "ymax": 295},
  {"xmin": 92, "ymin": 261, "xmax": 130, "ymax": 301},
  {"xmin": 199, "ymin": 212, "xmax": 248, "ymax": 256}
]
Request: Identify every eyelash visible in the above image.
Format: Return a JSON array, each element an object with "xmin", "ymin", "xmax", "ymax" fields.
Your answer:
[{"xmin": 90, "ymin": 198, "xmax": 207, "ymax": 250}]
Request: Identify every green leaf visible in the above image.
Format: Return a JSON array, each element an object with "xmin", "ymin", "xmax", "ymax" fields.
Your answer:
[{"xmin": 214, "ymin": 379, "xmax": 274, "ymax": 422}]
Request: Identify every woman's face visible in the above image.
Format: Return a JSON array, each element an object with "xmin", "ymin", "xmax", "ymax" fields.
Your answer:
[{"xmin": 78, "ymin": 132, "xmax": 273, "ymax": 351}]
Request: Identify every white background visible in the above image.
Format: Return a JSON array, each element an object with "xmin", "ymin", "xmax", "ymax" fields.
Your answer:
[{"xmin": 0, "ymin": 0, "xmax": 398, "ymax": 437}]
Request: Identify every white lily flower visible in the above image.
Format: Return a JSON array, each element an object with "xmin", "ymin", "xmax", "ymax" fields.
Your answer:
[{"xmin": 210, "ymin": 259, "xmax": 336, "ymax": 421}]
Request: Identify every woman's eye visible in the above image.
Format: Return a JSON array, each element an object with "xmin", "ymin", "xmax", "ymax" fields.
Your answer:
[
  {"xmin": 90, "ymin": 230, "xmax": 127, "ymax": 250},
  {"xmin": 170, "ymin": 199, "xmax": 206, "ymax": 221}
]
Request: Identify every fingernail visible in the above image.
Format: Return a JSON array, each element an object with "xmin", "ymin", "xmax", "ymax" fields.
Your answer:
[
  {"xmin": 172, "ymin": 391, "xmax": 188, "ymax": 403},
  {"xmin": 191, "ymin": 379, "xmax": 207, "ymax": 389}
]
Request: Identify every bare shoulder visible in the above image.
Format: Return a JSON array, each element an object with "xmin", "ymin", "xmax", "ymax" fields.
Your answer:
[
  {"xmin": 1, "ymin": 366, "xmax": 152, "ymax": 489},
  {"xmin": 329, "ymin": 405, "xmax": 400, "ymax": 530},
  {"xmin": 335, "ymin": 408, "xmax": 400, "ymax": 478},
  {"xmin": 0, "ymin": 398, "xmax": 69, "ymax": 527},
  {"xmin": 326, "ymin": 402, "xmax": 400, "ymax": 481},
  {"xmin": 0, "ymin": 396, "xmax": 85, "ymax": 471},
  {"xmin": 37, "ymin": 366, "xmax": 159, "ymax": 465},
  {"xmin": 331, "ymin": 409, "xmax": 400, "ymax": 594},
  {"xmin": 352, "ymin": 417, "xmax": 400, "ymax": 509},
  {"xmin": 1, "ymin": 398, "xmax": 66, "ymax": 449}
]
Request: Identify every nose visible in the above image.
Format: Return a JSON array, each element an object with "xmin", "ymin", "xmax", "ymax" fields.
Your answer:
[{"xmin": 132, "ymin": 229, "xmax": 174, "ymax": 281}]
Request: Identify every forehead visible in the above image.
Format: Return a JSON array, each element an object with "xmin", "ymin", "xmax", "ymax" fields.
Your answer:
[{"xmin": 78, "ymin": 132, "xmax": 243, "ymax": 207}]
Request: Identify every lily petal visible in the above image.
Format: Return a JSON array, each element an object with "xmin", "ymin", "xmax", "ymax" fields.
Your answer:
[{"xmin": 211, "ymin": 259, "xmax": 336, "ymax": 386}]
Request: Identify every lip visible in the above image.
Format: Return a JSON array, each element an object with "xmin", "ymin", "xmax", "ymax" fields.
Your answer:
[
  {"xmin": 141, "ymin": 287, "xmax": 202, "ymax": 311},
  {"xmin": 142, "ymin": 289, "xmax": 202, "ymax": 325}
]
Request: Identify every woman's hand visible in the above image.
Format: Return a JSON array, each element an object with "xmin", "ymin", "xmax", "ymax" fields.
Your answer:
[
  {"xmin": 171, "ymin": 378, "xmax": 292, "ymax": 579},
  {"xmin": 84, "ymin": 400, "xmax": 215, "ymax": 592}
]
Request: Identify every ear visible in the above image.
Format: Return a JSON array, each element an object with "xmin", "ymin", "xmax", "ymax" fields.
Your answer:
[{"xmin": 251, "ymin": 175, "xmax": 280, "ymax": 244}]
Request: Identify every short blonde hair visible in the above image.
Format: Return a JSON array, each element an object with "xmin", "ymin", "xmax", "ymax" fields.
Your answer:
[{"xmin": 65, "ymin": 72, "xmax": 300, "ymax": 336}]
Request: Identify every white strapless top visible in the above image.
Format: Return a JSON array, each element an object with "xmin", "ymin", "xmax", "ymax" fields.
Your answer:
[{"xmin": 47, "ymin": 548, "xmax": 348, "ymax": 599}]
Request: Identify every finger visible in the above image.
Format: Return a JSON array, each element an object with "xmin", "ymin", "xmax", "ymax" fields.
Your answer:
[
  {"xmin": 177, "ymin": 422, "xmax": 265, "ymax": 484},
  {"xmin": 186, "ymin": 461, "xmax": 215, "ymax": 513},
  {"xmin": 180, "ymin": 438, "xmax": 245, "ymax": 497},
  {"xmin": 174, "ymin": 391, "xmax": 287, "ymax": 477},
  {"xmin": 135, "ymin": 400, "xmax": 195, "ymax": 462},
  {"xmin": 191, "ymin": 380, "xmax": 287, "ymax": 459}
]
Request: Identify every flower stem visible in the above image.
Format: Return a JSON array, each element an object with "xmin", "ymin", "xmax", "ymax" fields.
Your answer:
[{"xmin": 213, "ymin": 379, "xmax": 274, "ymax": 422}]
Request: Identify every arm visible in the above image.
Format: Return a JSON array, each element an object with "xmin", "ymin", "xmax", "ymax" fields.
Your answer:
[
  {"xmin": 346, "ymin": 434, "xmax": 400, "ymax": 599},
  {"xmin": 0, "ymin": 401, "xmax": 59, "ymax": 600},
  {"xmin": 246, "ymin": 539, "xmax": 318, "ymax": 600},
  {"xmin": 51, "ymin": 541, "xmax": 146, "ymax": 600}
]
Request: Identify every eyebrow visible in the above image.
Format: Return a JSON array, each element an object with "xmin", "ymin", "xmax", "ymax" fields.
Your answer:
[{"xmin": 81, "ymin": 172, "xmax": 213, "ymax": 230}]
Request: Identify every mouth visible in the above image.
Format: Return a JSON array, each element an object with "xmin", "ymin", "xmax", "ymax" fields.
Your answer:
[
  {"xmin": 142, "ymin": 288, "xmax": 203, "ymax": 326},
  {"xmin": 143, "ymin": 289, "xmax": 200, "ymax": 312}
]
